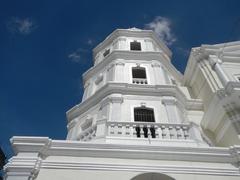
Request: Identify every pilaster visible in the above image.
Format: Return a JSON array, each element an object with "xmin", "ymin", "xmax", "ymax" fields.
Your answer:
[{"xmin": 162, "ymin": 97, "xmax": 181, "ymax": 123}]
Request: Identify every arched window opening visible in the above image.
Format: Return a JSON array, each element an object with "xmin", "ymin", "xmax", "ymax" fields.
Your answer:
[
  {"xmin": 134, "ymin": 107, "xmax": 155, "ymax": 138},
  {"xmin": 130, "ymin": 41, "xmax": 141, "ymax": 51},
  {"xmin": 132, "ymin": 67, "xmax": 147, "ymax": 84},
  {"xmin": 131, "ymin": 172, "xmax": 175, "ymax": 180}
]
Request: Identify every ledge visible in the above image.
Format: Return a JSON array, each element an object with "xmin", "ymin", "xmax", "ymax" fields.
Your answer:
[
  {"xmin": 66, "ymin": 83, "xmax": 203, "ymax": 121},
  {"xmin": 83, "ymin": 50, "xmax": 182, "ymax": 83},
  {"xmin": 10, "ymin": 136, "xmax": 240, "ymax": 166}
]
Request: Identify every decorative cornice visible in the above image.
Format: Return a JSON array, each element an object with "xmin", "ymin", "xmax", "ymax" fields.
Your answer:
[
  {"xmin": 83, "ymin": 50, "xmax": 183, "ymax": 83},
  {"xmin": 66, "ymin": 83, "xmax": 203, "ymax": 121},
  {"xmin": 162, "ymin": 97, "xmax": 177, "ymax": 105},
  {"xmin": 8, "ymin": 136, "xmax": 240, "ymax": 166},
  {"xmin": 39, "ymin": 161, "xmax": 240, "ymax": 176},
  {"xmin": 92, "ymin": 29, "xmax": 172, "ymax": 58}
]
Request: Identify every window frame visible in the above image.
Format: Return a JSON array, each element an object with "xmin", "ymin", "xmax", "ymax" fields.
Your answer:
[{"xmin": 130, "ymin": 40, "xmax": 141, "ymax": 51}]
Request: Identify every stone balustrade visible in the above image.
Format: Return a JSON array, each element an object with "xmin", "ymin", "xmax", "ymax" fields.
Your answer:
[
  {"xmin": 132, "ymin": 78, "xmax": 148, "ymax": 84},
  {"xmin": 107, "ymin": 121, "xmax": 190, "ymax": 140}
]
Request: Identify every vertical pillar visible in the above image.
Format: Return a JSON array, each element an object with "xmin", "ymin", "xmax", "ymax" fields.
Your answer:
[
  {"xmin": 106, "ymin": 63, "xmax": 115, "ymax": 82},
  {"xmin": 162, "ymin": 98, "xmax": 181, "ymax": 123},
  {"xmin": 209, "ymin": 55, "xmax": 230, "ymax": 86},
  {"xmin": 114, "ymin": 61, "xmax": 125, "ymax": 82},
  {"xmin": 109, "ymin": 94, "xmax": 123, "ymax": 122},
  {"xmin": 162, "ymin": 67, "xmax": 171, "ymax": 84},
  {"xmin": 95, "ymin": 98, "xmax": 111, "ymax": 138},
  {"xmin": 118, "ymin": 37, "xmax": 127, "ymax": 50},
  {"xmin": 144, "ymin": 39, "xmax": 154, "ymax": 51},
  {"xmin": 151, "ymin": 62, "xmax": 165, "ymax": 85}
]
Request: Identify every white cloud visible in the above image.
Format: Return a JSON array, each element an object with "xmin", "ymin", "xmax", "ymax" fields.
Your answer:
[
  {"xmin": 145, "ymin": 16, "xmax": 176, "ymax": 46},
  {"xmin": 68, "ymin": 48, "xmax": 89, "ymax": 63},
  {"xmin": 7, "ymin": 17, "xmax": 37, "ymax": 35},
  {"xmin": 176, "ymin": 47, "xmax": 190, "ymax": 57},
  {"xmin": 87, "ymin": 39, "xmax": 93, "ymax": 45}
]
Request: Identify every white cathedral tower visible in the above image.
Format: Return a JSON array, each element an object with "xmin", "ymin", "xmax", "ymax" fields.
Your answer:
[{"xmin": 4, "ymin": 28, "xmax": 240, "ymax": 180}]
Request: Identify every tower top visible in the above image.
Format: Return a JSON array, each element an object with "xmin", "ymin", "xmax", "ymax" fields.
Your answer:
[{"xmin": 93, "ymin": 28, "xmax": 172, "ymax": 60}]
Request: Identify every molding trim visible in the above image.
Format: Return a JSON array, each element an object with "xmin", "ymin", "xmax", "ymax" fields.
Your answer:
[
  {"xmin": 8, "ymin": 136, "xmax": 240, "ymax": 165},
  {"xmin": 40, "ymin": 161, "xmax": 240, "ymax": 176},
  {"xmin": 66, "ymin": 83, "xmax": 203, "ymax": 121},
  {"xmin": 83, "ymin": 50, "xmax": 183, "ymax": 83}
]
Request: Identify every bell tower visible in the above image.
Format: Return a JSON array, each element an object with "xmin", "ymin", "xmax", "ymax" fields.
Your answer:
[
  {"xmin": 66, "ymin": 28, "xmax": 206, "ymax": 147},
  {"xmin": 4, "ymin": 28, "xmax": 240, "ymax": 180}
]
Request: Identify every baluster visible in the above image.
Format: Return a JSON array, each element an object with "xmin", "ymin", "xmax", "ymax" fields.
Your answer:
[
  {"xmin": 176, "ymin": 126, "xmax": 183, "ymax": 139},
  {"xmin": 154, "ymin": 125, "xmax": 160, "ymax": 138},
  {"xmin": 133, "ymin": 124, "xmax": 137, "ymax": 137},
  {"xmin": 183, "ymin": 126, "xmax": 189, "ymax": 139},
  {"xmin": 113, "ymin": 124, "xmax": 118, "ymax": 136},
  {"xmin": 169, "ymin": 126, "xmax": 174, "ymax": 139},
  {"xmin": 140, "ymin": 124, "xmax": 144, "ymax": 138},
  {"xmin": 161, "ymin": 125, "xmax": 166, "ymax": 139},
  {"xmin": 147, "ymin": 125, "xmax": 151, "ymax": 138},
  {"xmin": 125, "ymin": 124, "xmax": 130, "ymax": 136},
  {"xmin": 171, "ymin": 126, "xmax": 178, "ymax": 139},
  {"xmin": 109, "ymin": 124, "xmax": 115, "ymax": 135},
  {"xmin": 165, "ymin": 125, "xmax": 170, "ymax": 139},
  {"xmin": 117, "ymin": 124, "xmax": 122, "ymax": 135},
  {"xmin": 129, "ymin": 124, "xmax": 134, "ymax": 137}
]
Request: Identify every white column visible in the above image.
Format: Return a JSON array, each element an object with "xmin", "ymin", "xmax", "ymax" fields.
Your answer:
[
  {"xmin": 151, "ymin": 62, "xmax": 165, "ymax": 85},
  {"xmin": 95, "ymin": 98, "xmax": 110, "ymax": 138},
  {"xmin": 144, "ymin": 39, "xmax": 154, "ymax": 51},
  {"xmin": 162, "ymin": 98, "xmax": 181, "ymax": 123},
  {"xmin": 209, "ymin": 55, "xmax": 230, "ymax": 86},
  {"xmin": 114, "ymin": 61, "xmax": 125, "ymax": 82},
  {"xmin": 162, "ymin": 67, "xmax": 171, "ymax": 84},
  {"xmin": 109, "ymin": 95, "xmax": 123, "ymax": 122},
  {"xmin": 118, "ymin": 37, "xmax": 127, "ymax": 50}
]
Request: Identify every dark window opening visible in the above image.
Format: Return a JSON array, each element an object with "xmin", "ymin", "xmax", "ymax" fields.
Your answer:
[
  {"xmin": 130, "ymin": 41, "xmax": 141, "ymax": 51},
  {"xmin": 134, "ymin": 107, "xmax": 156, "ymax": 138},
  {"xmin": 134, "ymin": 107, "xmax": 155, "ymax": 122},
  {"xmin": 103, "ymin": 49, "xmax": 110, "ymax": 57},
  {"xmin": 132, "ymin": 67, "xmax": 146, "ymax": 79}
]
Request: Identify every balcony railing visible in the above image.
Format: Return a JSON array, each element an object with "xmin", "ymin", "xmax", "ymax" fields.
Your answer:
[
  {"xmin": 107, "ymin": 121, "xmax": 190, "ymax": 140},
  {"xmin": 132, "ymin": 78, "xmax": 148, "ymax": 84}
]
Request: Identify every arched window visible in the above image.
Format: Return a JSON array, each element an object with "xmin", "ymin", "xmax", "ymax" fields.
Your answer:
[
  {"xmin": 132, "ymin": 67, "xmax": 148, "ymax": 84},
  {"xmin": 134, "ymin": 107, "xmax": 155, "ymax": 138},
  {"xmin": 130, "ymin": 41, "xmax": 141, "ymax": 51}
]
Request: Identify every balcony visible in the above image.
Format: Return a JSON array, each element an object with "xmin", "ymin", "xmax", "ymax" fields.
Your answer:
[
  {"xmin": 107, "ymin": 121, "xmax": 190, "ymax": 140},
  {"xmin": 132, "ymin": 78, "xmax": 148, "ymax": 84}
]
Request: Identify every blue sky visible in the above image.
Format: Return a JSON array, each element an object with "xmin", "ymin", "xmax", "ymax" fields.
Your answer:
[{"xmin": 0, "ymin": 0, "xmax": 240, "ymax": 158}]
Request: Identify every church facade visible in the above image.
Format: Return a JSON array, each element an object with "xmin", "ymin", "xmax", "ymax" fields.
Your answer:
[{"xmin": 4, "ymin": 28, "xmax": 240, "ymax": 180}]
